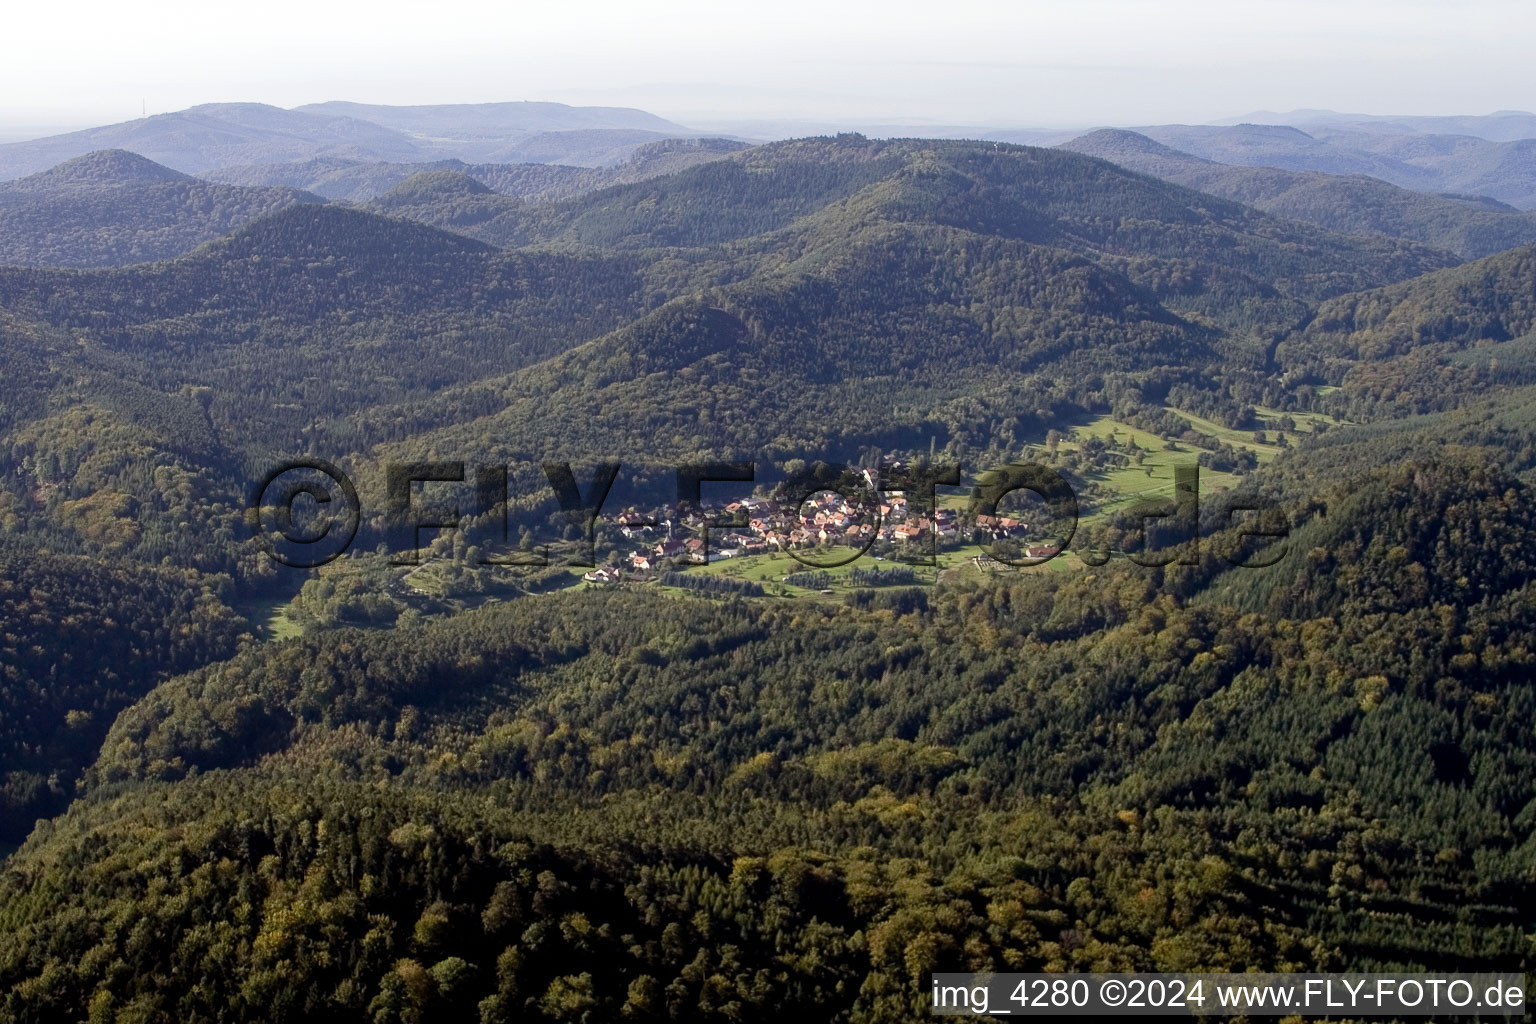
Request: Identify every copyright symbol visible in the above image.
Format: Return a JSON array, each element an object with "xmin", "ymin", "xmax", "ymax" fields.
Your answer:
[
  {"xmin": 248, "ymin": 459, "xmax": 360, "ymax": 568},
  {"xmin": 1101, "ymin": 979, "xmax": 1126, "ymax": 1007}
]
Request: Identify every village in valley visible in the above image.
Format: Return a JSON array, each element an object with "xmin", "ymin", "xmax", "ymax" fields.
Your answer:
[
  {"xmin": 267, "ymin": 412, "xmax": 1323, "ymax": 633},
  {"xmin": 574, "ymin": 408, "xmax": 1331, "ymax": 593}
]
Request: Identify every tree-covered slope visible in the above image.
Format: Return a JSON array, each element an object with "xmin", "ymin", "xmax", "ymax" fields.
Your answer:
[
  {"xmin": 4, "ymin": 451, "xmax": 1534, "ymax": 1018},
  {"xmin": 349, "ymin": 136, "xmax": 1466, "ymax": 494},
  {"xmin": 431, "ymin": 136, "xmax": 1454, "ymax": 308},
  {"xmin": 365, "ymin": 171, "xmax": 526, "ymax": 230},
  {"xmin": 1276, "ymin": 243, "xmax": 1536, "ymax": 413},
  {"xmin": 381, "ymin": 222, "xmax": 1213, "ymax": 476},
  {"xmin": 0, "ymin": 203, "xmax": 669, "ymax": 570},
  {"xmin": 0, "ymin": 204, "xmax": 665, "ymax": 454},
  {"xmin": 0, "ymin": 547, "xmax": 247, "ymax": 842}
]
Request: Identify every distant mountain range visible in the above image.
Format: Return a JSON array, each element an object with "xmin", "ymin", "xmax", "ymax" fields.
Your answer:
[
  {"xmin": 294, "ymin": 100, "xmax": 689, "ymax": 145},
  {"xmin": 1112, "ymin": 122, "xmax": 1536, "ymax": 209},
  {"xmin": 1061, "ymin": 129, "xmax": 1536, "ymax": 258},
  {"xmin": 1217, "ymin": 109, "xmax": 1536, "ymax": 142},
  {"xmin": 207, "ymin": 137, "xmax": 750, "ymax": 202},
  {"xmin": 4, "ymin": 101, "xmax": 1535, "ymax": 214},
  {"xmin": 0, "ymin": 101, "xmax": 708, "ymax": 180},
  {"xmin": 2, "ymin": 99, "xmax": 1535, "ymax": 274}
]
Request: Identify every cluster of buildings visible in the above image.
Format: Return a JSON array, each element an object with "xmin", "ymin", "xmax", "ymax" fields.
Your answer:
[
  {"xmin": 576, "ymin": 463, "xmax": 1063, "ymax": 587},
  {"xmin": 577, "ymin": 470, "xmax": 1045, "ymax": 585}
]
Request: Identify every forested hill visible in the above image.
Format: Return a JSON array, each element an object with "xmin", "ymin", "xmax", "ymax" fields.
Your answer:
[
  {"xmin": 364, "ymin": 137, "xmax": 1461, "ymax": 482},
  {"xmin": 380, "ymin": 231, "xmax": 1211, "ymax": 472},
  {"xmin": 0, "ymin": 150, "xmax": 323, "ymax": 267},
  {"xmin": 0, "ymin": 181, "xmax": 322, "ymax": 268},
  {"xmin": 0, "ymin": 137, "xmax": 1458, "ymax": 449},
  {"xmin": 366, "ymin": 171, "xmax": 526, "ymax": 229},
  {"xmin": 0, "ymin": 202, "xmax": 661, "ymax": 369},
  {"xmin": 1293, "ymin": 243, "xmax": 1536, "ymax": 361},
  {"xmin": 0, "ymin": 203, "xmax": 665, "ymax": 571},
  {"xmin": 1061, "ymin": 129, "xmax": 1536, "ymax": 259},
  {"xmin": 386, "ymin": 136, "xmax": 1455, "ymax": 297},
  {"xmin": 0, "ymin": 547, "xmax": 247, "ymax": 843},
  {"xmin": 0, "ymin": 150, "xmax": 192, "ymax": 198},
  {"xmin": 1275, "ymin": 243, "xmax": 1536, "ymax": 416}
]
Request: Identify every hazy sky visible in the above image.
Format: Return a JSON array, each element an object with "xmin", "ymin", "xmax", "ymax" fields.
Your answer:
[{"xmin": 4, "ymin": 0, "xmax": 1533, "ymax": 130}]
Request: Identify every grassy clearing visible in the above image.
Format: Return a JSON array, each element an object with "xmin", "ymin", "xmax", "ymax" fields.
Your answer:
[
  {"xmin": 261, "ymin": 605, "xmax": 305, "ymax": 640},
  {"xmin": 400, "ymin": 562, "xmax": 448, "ymax": 596},
  {"xmin": 684, "ymin": 539, "xmax": 1083, "ymax": 594},
  {"xmin": 936, "ymin": 545, "xmax": 1083, "ymax": 585},
  {"xmin": 1261, "ymin": 406, "xmax": 1338, "ymax": 433},
  {"xmin": 1168, "ymin": 408, "xmax": 1286, "ymax": 462},
  {"xmin": 687, "ymin": 548, "xmax": 938, "ymax": 597},
  {"xmin": 242, "ymin": 593, "xmax": 305, "ymax": 641},
  {"xmin": 1009, "ymin": 414, "xmax": 1243, "ymax": 528},
  {"xmin": 1074, "ymin": 414, "xmax": 1168, "ymax": 450}
]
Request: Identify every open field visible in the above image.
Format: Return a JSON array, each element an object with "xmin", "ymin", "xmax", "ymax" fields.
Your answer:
[
  {"xmin": 1040, "ymin": 410, "xmax": 1334, "ymax": 527},
  {"xmin": 1014, "ymin": 414, "xmax": 1242, "ymax": 527},
  {"xmin": 683, "ymin": 548, "xmax": 933, "ymax": 598}
]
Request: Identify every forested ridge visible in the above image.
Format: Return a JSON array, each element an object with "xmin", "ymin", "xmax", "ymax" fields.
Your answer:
[{"xmin": 0, "ymin": 132, "xmax": 1535, "ymax": 1021}]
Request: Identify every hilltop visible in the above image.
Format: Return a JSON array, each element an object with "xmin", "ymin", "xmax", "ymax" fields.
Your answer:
[
  {"xmin": 397, "ymin": 135, "xmax": 1452, "ymax": 312},
  {"xmin": 0, "ymin": 149, "xmax": 189, "ymax": 199},
  {"xmin": 0, "ymin": 150, "xmax": 321, "ymax": 267}
]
